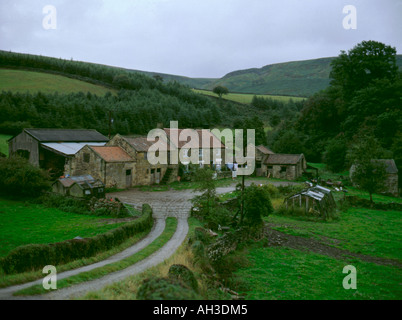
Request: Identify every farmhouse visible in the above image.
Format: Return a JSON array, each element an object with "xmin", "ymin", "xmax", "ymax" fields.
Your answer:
[
  {"xmin": 8, "ymin": 129, "xmax": 108, "ymax": 177},
  {"xmin": 65, "ymin": 145, "xmax": 135, "ymax": 189},
  {"xmin": 163, "ymin": 128, "xmax": 226, "ymax": 169},
  {"xmin": 350, "ymin": 159, "xmax": 399, "ymax": 197}
]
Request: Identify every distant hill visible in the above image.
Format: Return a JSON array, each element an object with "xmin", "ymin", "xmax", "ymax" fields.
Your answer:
[{"xmin": 127, "ymin": 55, "xmax": 402, "ymax": 97}]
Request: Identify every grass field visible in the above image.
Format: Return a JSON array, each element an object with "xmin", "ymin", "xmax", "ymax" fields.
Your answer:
[
  {"xmin": 0, "ymin": 198, "xmax": 127, "ymax": 258},
  {"xmin": 0, "ymin": 69, "xmax": 115, "ymax": 95},
  {"xmin": 192, "ymin": 89, "xmax": 306, "ymax": 104},
  {"xmin": 231, "ymin": 185, "xmax": 402, "ymax": 300},
  {"xmin": 0, "ymin": 134, "xmax": 11, "ymax": 156}
]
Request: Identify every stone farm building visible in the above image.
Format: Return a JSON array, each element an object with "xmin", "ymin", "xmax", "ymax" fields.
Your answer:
[
  {"xmin": 350, "ymin": 159, "xmax": 399, "ymax": 197},
  {"xmin": 8, "ymin": 129, "xmax": 108, "ymax": 177},
  {"xmin": 253, "ymin": 144, "xmax": 307, "ymax": 180},
  {"xmin": 65, "ymin": 145, "xmax": 135, "ymax": 189}
]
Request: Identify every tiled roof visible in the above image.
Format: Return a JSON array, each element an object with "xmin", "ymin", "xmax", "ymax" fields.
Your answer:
[
  {"xmin": 90, "ymin": 146, "xmax": 133, "ymax": 162},
  {"xmin": 164, "ymin": 128, "xmax": 225, "ymax": 149},
  {"xmin": 25, "ymin": 129, "xmax": 108, "ymax": 142},
  {"xmin": 265, "ymin": 154, "xmax": 304, "ymax": 165}
]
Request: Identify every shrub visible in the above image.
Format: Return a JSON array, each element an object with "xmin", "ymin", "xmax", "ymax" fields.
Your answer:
[
  {"xmin": 136, "ymin": 277, "xmax": 201, "ymax": 300},
  {"xmin": 0, "ymin": 156, "xmax": 51, "ymax": 198},
  {"xmin": 263, "ymin": 184, "xmax": 280, "ymax": 198},
  {"xmin": 243, "ymin": 184, "xmax": 274, "ymax": 226},
  {"xmin": 168, "ymin": 264, "xmax": 199, "ymax": 292}
]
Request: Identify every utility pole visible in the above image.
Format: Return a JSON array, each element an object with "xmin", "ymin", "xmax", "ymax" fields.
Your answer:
[{"xmin": 108, "ymin": 110, "xmax": 112, "ymax": 140}]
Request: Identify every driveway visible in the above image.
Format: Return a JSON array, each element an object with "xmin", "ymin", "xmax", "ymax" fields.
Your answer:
[{"xmin": 0, "ymin": 178, "xmax": 297, "ymax": 300}]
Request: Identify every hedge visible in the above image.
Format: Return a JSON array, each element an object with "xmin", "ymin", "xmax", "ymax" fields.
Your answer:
[{"xmin": 0, "ymin": 204, "xmax": 154, "ymax": 275}]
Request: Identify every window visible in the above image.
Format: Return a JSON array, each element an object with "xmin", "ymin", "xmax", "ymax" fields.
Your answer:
[
  {"xmin": 83, "ymin": 153, "xmax": 90, "ymax": 163},
  {"xmin": 126, "ymin": 169, "xmax": 132, "ymax": 176},
  {"xmin": 280, "ymin": 166, "xmax": 287, "ymax": 173}
]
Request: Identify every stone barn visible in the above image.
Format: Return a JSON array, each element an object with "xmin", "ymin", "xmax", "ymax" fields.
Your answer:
[
  {"xmin": 350, "ymin": 159, "xmax": 399, "ymax": 197},
  {"xmin": 65, "ymin": 145, "xmax": 135, "ymax": 189},
  {"xmin": 8, "ymin": 129, "xmax": 108, "ymax": 178},
  {"xmin": 264, "ymin": 153, "xmax": 306, "ymax": 180},
  {"xmin": 254, "ymin": 145, "xmax": 274, "ymax": 176},
  {"xmin": 107, "ymin": 134, "xmax": 174, "ymax": 185}
]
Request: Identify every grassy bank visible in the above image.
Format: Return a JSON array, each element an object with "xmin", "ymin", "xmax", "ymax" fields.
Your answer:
[
  {"xmin": 14, "ymin": 217, "xmax": 178, "ymax": 296},
  {"xmin": 0, "ymin": 198, "xmax": 128, "ymax": 258}
]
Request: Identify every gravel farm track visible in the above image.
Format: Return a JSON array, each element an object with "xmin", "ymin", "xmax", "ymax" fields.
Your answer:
[{"xmin": 0, "ymin": 179, "xmax": 295, "ymax": 300}]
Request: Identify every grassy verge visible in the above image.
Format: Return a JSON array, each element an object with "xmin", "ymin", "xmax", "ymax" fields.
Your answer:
[
  {"xmin": 79, "ymin": 217, "xmax": 204, "ymax": 300},
  {"xmin": 0, "ymin": 198, "xmax": 129, "ymax": 258},
  {"xmin": 14, "ymin": 217, "xmax": 178, "ymax": 296},
  {"xmin": 0, "ymin": 228, "xmax": 149, "ymax": 288}
]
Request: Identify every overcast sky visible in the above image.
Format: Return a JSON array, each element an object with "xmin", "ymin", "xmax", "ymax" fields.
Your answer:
[{"xmin": 0, "ymin": 0, "xmax": 401, "ymax": 78}]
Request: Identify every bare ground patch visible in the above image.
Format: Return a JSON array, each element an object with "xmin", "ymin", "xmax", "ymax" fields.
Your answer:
[{"xmin": 263, "ymin": 226, "xmax": 402, "ymax": 269}]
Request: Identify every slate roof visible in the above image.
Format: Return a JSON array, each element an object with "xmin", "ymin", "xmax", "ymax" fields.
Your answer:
[
  {"xmin": 264, "ymin": 154, "xmax": 304, "ymax": 165},
  {"xmin": 256, "ymin": 145, "xmax": 275, "ymax": 155},
  {"xmin": 56, "ymin": 175, "xmax": 102, "ymax": 188},
  {"xmin": 124, "ymin": 136, "xmax": 171, "ymax": 152},
  {"xmin": 24, "ymin": 129, "xmax": 108, "ymax": 142},
  {"xmin": 350, "ymin": 159, "xmax": 399, "ymax": 174},
  {"xmin": 90, "ymin": 146, "xmax": 133, "ymax": 162},
  {"xmin": 375, "ymin": 159, "xmax": 398, "ymax": 174},
  {"xmin": 164, "ymin": 128, "xmax": 225, "ymax": 149}
]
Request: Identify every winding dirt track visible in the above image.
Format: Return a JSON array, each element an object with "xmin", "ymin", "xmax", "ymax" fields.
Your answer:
[{"xmin": 0, "ymin": 179, "xmax": 295, "ymax": 300}]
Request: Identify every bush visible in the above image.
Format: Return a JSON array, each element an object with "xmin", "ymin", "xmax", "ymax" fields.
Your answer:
[
  {"xmin": 168, "ymin": 264, "xmax": 199, "ymax": 292},
  {"xmin": 37, "ymin": 193, "xmax": 89, "ymax": 214},
  {"xmin": 243, "ymin": 184, "xmax": 274, "ymax": 226},
  {"xmin": 136, "ymin": 277, "xmax": 201, "ymax": 300},
  {"xmin": 205, "ymin": 206, "xmax": 233, "ymax": 231},
  {"xmin": 0, "ymin": 156, "xmax": 51, "ymax": 198},
  {"xmin": 0, "ymin": 205, "xmax": 154, "ymax": 274},
  {"xmin": 263, "ymin": 184, "xmax": 280, "ymax": 199}
]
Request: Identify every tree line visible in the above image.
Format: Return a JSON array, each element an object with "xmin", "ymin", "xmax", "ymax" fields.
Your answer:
[{"xmin": 266, "ymin": 41, "xmax": 401, "ymax": 187}]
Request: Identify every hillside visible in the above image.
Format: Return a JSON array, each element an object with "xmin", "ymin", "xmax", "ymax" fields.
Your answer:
[
  {"xmin": 128, "ymin": 55, "xmax": 402, "ymax": 97},
  {"xmin": 0, "ymin": 69, "xmax": 116, "ymax": 95},
  {"xmin": 199, "ymin": 55, "xmax": 402, "ymax": 97}
]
